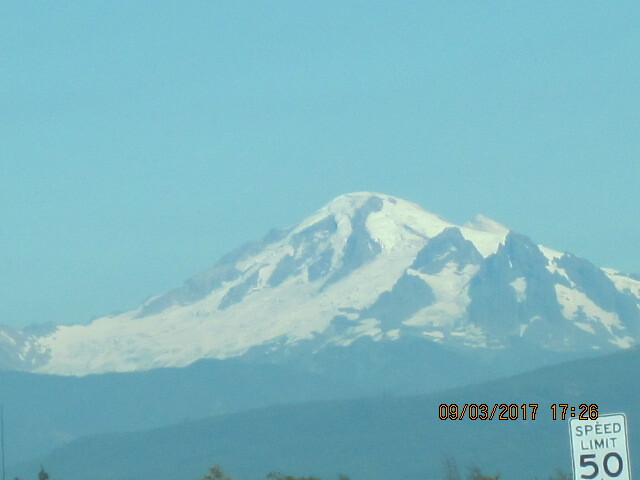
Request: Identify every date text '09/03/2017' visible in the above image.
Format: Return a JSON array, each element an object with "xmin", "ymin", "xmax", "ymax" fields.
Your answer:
[{"xmin": 438, "ymin": 403, "xmax": 599, "ymax": 421}]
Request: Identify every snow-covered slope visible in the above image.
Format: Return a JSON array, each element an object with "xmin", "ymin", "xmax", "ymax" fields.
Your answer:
[{"xmin": 3, "ymin": 192, "xmax": 640, "ymax": 376}]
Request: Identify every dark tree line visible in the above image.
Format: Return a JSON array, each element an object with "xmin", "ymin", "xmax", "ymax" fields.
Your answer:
[
  {"xmin": 198, "ymin": 467, "xmax": 345, "ymax": 480},
  {"xmin": 16, "ymin": 462, "xmax": 570, "ymax": 479},
  {"xmin": 198, "ymin": 461, "xmax": 571, "ymax": 480}
]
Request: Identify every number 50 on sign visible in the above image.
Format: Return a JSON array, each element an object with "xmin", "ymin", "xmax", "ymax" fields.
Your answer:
[{"xmin": 569, "ymin": 412, "xmax": 631, "ymax": 480}]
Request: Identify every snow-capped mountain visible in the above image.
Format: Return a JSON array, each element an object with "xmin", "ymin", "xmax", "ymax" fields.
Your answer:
[{"xmin": 3, "ymin": 192, "xmax": 640, "ymax": 376}]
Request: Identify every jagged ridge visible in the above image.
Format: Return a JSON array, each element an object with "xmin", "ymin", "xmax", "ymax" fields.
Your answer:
[{"xmin": 1, "ymin": 192, "xmax": 639, "ymax": 376}]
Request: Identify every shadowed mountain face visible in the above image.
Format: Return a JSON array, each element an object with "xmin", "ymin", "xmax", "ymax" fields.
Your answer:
[{"xmin": 1, "ymin": 192, "xmax": 639, "ymax": 376}]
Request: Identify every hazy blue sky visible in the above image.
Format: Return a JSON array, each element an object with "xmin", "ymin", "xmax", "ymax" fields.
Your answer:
[{"xmin": 1, "ymin": 1, "xmax": 638, "ymax": 327}]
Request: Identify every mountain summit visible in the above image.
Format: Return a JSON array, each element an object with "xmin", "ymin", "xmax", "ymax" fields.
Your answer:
[{"xmin": 2, "ymin": 192, "xmax": 639, "ymax": 375}]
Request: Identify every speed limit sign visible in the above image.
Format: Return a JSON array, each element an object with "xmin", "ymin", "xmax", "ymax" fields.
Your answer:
[{"xmin": 569, "ymin": 413, "xmax": 631, "ymax": 480}]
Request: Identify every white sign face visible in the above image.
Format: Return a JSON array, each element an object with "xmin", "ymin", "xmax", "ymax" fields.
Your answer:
[{"xmin": 569, "ymin": 413, "xmax": 631, "ymax": 480}]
